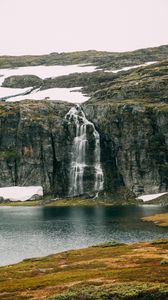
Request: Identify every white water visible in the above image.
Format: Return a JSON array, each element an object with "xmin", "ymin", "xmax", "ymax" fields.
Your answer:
[{"xmin": 65, "ymin": 105, "xmax": 104, "ymax": 196}]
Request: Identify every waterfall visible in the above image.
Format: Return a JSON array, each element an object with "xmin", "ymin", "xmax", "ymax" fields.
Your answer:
[{"xmin": 65, "ymin": 105, "xmax": 104, "ymax": 197}]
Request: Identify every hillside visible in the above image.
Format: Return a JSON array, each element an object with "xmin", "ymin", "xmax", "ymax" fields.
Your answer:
[
  {"xmin": 0, "ymin": 240, "xmax": 167, "ymax": 300},
  {"xmin": 0, "ymin": 44, "xmax": 168, "ymax": 70}
]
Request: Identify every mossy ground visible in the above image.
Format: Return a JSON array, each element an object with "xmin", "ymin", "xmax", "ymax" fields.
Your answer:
[
  {"xmin": 0, "ymin": 200, "xmax": 41, "ymax": 206},
  {"xmin": 0, "ymin": 45, "xmax": 168, "ymax": 70},
  {"xmin": 0, "ymin": 197, "xmax": 140, "ymax": 207},
  {"xmin": 0, "ymin": 240, "xmax": 167, "ymax": 299}
]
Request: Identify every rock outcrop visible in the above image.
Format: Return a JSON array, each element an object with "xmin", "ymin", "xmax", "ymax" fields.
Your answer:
[
  {"xmin": 85, "ymin": 101, "xmax": 168, "ymax": 196},
  {"xmin": 2, "ymin": 75, "xmax": 43, "ymax": 88},
  {"xmin": 0, "ymin": 101, "xmax": 72, "ymax": 196},
  {"xmin": 0, "ymin": 99, "xmax": 168, "ymax": 198}
]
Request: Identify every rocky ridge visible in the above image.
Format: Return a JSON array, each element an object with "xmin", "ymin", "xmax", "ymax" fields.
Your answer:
[{"xmin": 0, "ymin": 44, "xmax": 168, "ymax": 70}]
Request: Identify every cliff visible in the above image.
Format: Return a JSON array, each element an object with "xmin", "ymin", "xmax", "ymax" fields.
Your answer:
[
  {"xmin": 85, "ymin": 101, "xmax": 168, "ymax": 196},
  {"xmin": 0, "ymin": 101, "xmax": 72, "ymax": 196},
  {"xmin": 0, "ymin": 99, "xmax": 168, "ymax": 198}
]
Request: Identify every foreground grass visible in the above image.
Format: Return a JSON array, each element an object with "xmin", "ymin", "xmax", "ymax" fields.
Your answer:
[
  {"xmin": 50, "ymin": 283, "xmax": 168, "ymax": 300},
  {"xmin": 0, "ymin": 240, "xmax": 168, "ymax": 299},
  {"xmin": 143, "ymin": 213, "xmax": 168, "ymax": 227}
]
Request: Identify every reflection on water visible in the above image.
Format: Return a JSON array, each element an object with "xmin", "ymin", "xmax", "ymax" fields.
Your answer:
[{"xmin": 0, "ymin": 205, "xmax": 167, "ymax": 266}]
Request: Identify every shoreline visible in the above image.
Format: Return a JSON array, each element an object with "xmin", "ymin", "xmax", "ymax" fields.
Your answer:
[
  {"xmin": 142, "ymin": 212, "xmax": 168, "ymax": 227},
  {"xmin": 0, "ymin": 199, "xmax": 167, "ymax": 207},
  {"xmin": 0, "ymin": 197, "xmax": 141, "ymax": 207},
  {"xmin": 1, "ymin": 192, "xmax": 168, "ymax": 207}
]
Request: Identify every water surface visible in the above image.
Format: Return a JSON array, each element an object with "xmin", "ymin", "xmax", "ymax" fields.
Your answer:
[{"xmin": 0, "ymin": 205, "xmax": 167, "ymax": 266}]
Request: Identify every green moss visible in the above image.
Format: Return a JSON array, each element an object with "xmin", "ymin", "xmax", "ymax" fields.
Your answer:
[
  {"xmin": 0, "ymin": 200, "xmax": 41, "ymax": 206},
  {"xmin": 160, "ymin": 260, "xmax": 168, "ymax": 266},
  {"xmin": 0, "ymin": 150, "xmax": 18, "ymax": 160},
  {"xmin": 0, "ymin": 197, "xmax": 138, "ymax": 207},
  {"xmin": 0, "ymin": 104, "xmax": 19, "ymax": 116},
  {"xmin": 151, "ymin": 239, "xmax": 168, "ymax": 245},
  {"xmin": 49, "ymin": 283, "xmax": 168, "ymax": 300},
  {"xmin": 91, "ymin": 242, "xmax": 125, "ymax": 248}
]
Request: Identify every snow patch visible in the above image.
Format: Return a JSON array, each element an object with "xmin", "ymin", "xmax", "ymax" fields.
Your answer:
[
  {"xmin": 0, "ymin": 186, "xmax": 43, "ymax": 201},
  {"xmin": 0, "ymin": 62, "xmax": 158, "ymax": 104},
  {"xmin": 0, "ymin": 87, "xmax": 32, "ymax": 99},
  {"xmin": 106, "ymin": 61, "xmax": 158, "ymax": 74},
  {"xmin": 0, "ymin": 64, "xmax": 95, "ymax": 103},
  {"xmin": 0, "ymin": 64, "xmax": 96, "ymax": 86},
  {"xmin": 137, "ymin": 192, "xmax": 168, "ymax": 202},
  {"xmin": 6, "ymin": 87, "xmax": 89, "ymax": 103}
]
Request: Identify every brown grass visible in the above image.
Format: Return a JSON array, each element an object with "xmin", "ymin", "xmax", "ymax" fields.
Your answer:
[
  {"xmin": 0, "ymin": 240, "xmax": 167, "ymax": 299},
  {"xmin": 142, "ymin": 213, "xmax": 168, "ymax": 227}
]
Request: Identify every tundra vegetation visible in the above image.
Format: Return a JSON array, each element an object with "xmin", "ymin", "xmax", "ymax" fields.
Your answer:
[{"xmin": 0, "ymin": 240, "xmax": 167, "ymax": 300}]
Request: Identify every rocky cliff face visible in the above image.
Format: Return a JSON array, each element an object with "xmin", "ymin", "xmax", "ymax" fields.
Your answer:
[
  {"xmin": 85, "ymin": 101, "xmax": 168, "ymax": 196},
  {"xmin": 0, "ymin": 99, "xmax": 168, "ymax": 198},
  {"xmin": 0, "ymin": 101, "xmax": 72, "ymax": 196}
]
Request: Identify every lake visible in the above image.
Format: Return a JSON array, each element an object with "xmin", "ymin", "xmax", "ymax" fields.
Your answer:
[{"xmin": 0, "ymin": 205, "xmax": 168, "ymax": 266}]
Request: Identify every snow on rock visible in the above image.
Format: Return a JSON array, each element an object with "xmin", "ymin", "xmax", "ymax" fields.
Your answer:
[
  {"xmin": 6, "ymin": 87, "xmax": 89, "ymax": 103},
  {"xmin": 137, "ymin": 192, "xmax": 168, "ymax": 202},
  {"xmin": 0, "ymin": 186, "xmax": 43, "ymax": 201},
  {"xmin": 0, "ymin": 64, "xmax": 96, "ymax": 86},
  {"xmin": 0, "ymin": 62, "xmax": 157, "ymax": 103},
  {"xmin": 0, "ymin": 64, "xmax": 96, "ymax": 103},
  {"xmin": 106, "ymin": 61, "xmax": 158, "ymax": 74},
  {"xmin": 0, "ymin": 87, "xmax": 32, "ymax": 98}
]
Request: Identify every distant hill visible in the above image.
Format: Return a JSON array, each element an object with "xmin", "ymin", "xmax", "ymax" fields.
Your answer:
[{"xmin": 0, "ymin": 44, "xmax": 168, "ymax": 70}]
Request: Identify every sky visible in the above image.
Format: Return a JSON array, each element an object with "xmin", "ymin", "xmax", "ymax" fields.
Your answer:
[{"xmin": 0, "ymin": 0, "xmax": 168, "ymax": 55}]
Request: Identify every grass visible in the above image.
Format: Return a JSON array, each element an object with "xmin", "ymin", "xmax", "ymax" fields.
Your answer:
[
  {"xmin": 0, "ymin": 200, "xmax": 41, "ymax": 206},
  {"xmin": 142, "ymin": 213, "xmax": 168, "ymax": 227},
  {"xmin": 0, "ymin": 239, "xmax": 167, "ymax": 299},
  {"xmin": 45, "ymin": 198, "xmax": 137, "ymax": 207},
  {"xmin": 50, "ymin": 283, "xmax": 168, "ymax": 300},
  {"xmin": 0, "ymin": 197, "xmax": 140, "ymax": 207}
]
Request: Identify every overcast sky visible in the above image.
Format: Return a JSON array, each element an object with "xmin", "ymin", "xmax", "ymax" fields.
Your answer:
[{"xmin": 0, "ymin": 0, "xmax": 168, "ymax": 55}]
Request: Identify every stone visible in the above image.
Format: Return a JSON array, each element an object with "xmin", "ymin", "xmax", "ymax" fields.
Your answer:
[{"xmin": 2, "ymin": 75, "xmax": 43, "ymax": 88}]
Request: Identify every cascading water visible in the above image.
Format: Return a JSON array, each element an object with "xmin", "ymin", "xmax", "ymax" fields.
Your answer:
[{"xmin": 65, "ymin": 105, "xmax": 104, "ymax": 197}]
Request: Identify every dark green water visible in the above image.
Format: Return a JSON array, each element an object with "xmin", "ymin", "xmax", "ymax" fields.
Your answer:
[{"xmin": 0, "ymin": 205, "xmax": 168, "ymax": 266}]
